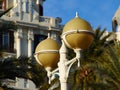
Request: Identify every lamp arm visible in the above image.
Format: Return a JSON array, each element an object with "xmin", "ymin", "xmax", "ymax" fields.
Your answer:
[
  {"xmin": 48, "ymin": 57, "xmax": 78, "ymax": 83},
  {"xmin": 45, "ymin": 67, "xmax": 59, "ymax": 84},
  {"xmin": 65, "ymin": 49, "xmax": 82, "ymax": 79},
  {"xmin": 46, "ymin": 44, "xmax": 82, "ymax": 84},
  {"xmin": 51, "ymin": 68, "xmax": 59, "ymax": 75},
  {"xmin": 65, "ymin": 57, "xmax": 77, "ymax": 78},
  {"xmin": 65, "ymin": 57, "xmax": 76, "ymax": 66}
]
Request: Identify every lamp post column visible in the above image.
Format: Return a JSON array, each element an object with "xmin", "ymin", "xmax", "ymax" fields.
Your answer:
[{"xmin": 58, "ymin": 40, "xmax": 69, "ymax": 90}]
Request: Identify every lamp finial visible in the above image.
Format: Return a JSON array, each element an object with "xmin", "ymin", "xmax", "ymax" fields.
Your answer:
[{"xmin": 75, "ymin": 11, "xmax": 79, "ymax": 18}]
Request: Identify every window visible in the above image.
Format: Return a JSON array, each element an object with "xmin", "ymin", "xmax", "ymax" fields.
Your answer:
[
  {"xmin": 24, "ymin": 79, "xmax": 28, "ymax": 88},
  {"xmin": 23, "ymin": 1, "xmax": 29, "ymax": 13},
  {"xmin": 3, "ymin": 33, "xmax": 9, "ymax": 48},
  {"xmin": 0, "ymin": 31, "xmax": 14, "ymax": 52},
  {"xmin": 26, "ymin": 2, "xmax": 29, "ymax": 13},
  {"xmin": 39, "ymin": 4, "xmax": 43, "ymax": 16},
  {"xmin": 0, "ymin": 32, "xmax": 2, "ymax": 49},
  {"xmin": 0, "ymin": 32, "xmax": 9, "ymax": 50},
  {"xmin": 0, "ymin": 1, "xmax": 3, "ymax": 9},
  {"xmin": 34, "ymin": 34, "xmax": 47, "ymax": 52}
]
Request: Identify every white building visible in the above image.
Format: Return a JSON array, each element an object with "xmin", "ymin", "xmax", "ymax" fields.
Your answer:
[
  {"xmin": 0, "ymin": 0, "xmax": 62, "ymax": 58},
  {"xmin": 112, "ymin": 6, "xmax": 120, "ymax": 41},
  {"xmin": 0, "ymin": 0, "xmax": 63, "ymax": 89}
]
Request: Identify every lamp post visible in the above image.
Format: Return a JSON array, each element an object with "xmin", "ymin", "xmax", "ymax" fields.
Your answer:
[{"xmin": 34, "ymin": 12, "xmax": 94, "ymax": 90}]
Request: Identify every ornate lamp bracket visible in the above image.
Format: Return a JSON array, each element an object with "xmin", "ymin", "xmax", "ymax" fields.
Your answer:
[{"xmin": 47, "ymin": 41, "xmax": 82, "ymax": 84}]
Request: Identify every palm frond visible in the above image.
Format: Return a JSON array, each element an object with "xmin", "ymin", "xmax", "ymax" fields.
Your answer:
[{"xmin": 0, "ymin": 7, "xmax": 13, "ymax": 17}]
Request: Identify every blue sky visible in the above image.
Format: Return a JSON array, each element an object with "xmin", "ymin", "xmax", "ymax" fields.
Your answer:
[{"xmin": 43, "ymin": 0, "xmax": 119, "ymax": 32}]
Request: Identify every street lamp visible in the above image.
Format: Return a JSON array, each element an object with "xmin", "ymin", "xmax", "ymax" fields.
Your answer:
[{"xmin": 34, "ymin": 12, "xmax": 94, "ymax": 90}]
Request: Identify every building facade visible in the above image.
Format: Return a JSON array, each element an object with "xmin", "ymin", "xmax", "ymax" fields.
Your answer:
[
  {"xmin": 0, "ymin": 0, "xmax": 62, "ymax": 58},
  {"xmin": 112, "ymin": 6, "xmax": 120, "ymax": 41},
  {"xmin": 0, "ymin": 0, "xmax": 62, "ymax": 89}
]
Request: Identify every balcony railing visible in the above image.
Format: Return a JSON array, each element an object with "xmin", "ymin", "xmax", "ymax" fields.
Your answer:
[{"xmin": 39, "ymin": 16, "xmax": 62, "ymax": 28}]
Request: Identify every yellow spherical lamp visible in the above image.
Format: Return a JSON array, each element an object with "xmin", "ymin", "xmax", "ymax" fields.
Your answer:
[
  {"xmin": 34, "ymin": 38, "xmax": 60, "ymax": 70},
  {"xmin": 62, "ymin": 12, "xmax": 94, "ymax": 50}
]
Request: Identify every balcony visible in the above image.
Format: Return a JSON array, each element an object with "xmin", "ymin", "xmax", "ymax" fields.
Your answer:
[{"xmin": 39, "ymin": 16, "xmax": 63, "ymax": 28}]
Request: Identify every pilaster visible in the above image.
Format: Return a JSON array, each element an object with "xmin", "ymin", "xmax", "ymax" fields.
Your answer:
[
  {"xmin": 118, "ymin": 24, "xmax": 120, "ymax": 32},
  {"xmin": 28, "ymin": 29, "xmax": 34, "ymax": 57},
  {"xmin": 23, "ymin": 0, "xmax": 28, "ymax": 13},
  {"xmin": 116, "ymin": 25, "xmax": 120, "ymax": 41},
  {"xmin": 14, "ymin": 0, "xmax": 17, "ymax": 6},
  {"xmin": 29, "ymin": 0, "xmax": 33, "ymax": 21},
  {"xmin": 18, "ymin": 0, "xmax": 22, "ymax": 20},
  {"xmin": 36, "ymin": 0, "xmax": 43, "ymax": 16},
  {"xmin": 16, "ymin": 29, "xmax": 23, "ymax": 58}
]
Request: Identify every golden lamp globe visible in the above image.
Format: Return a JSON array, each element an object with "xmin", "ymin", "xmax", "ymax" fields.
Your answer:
[
  {"xmin": 62, "ymin": 13, "xmax": 94, "ymax": 50},
  {"xmin": 34, "ymin": 38, "xmax": 60, "ymax": 70}
]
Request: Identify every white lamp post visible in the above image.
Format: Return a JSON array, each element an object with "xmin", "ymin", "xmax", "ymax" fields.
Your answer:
[{"xmin": 34, "ymin": 12, "xmax": 94, "ymax": 90}]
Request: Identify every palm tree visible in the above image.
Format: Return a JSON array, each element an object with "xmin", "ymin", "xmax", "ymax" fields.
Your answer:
[
  {"xmin": 22, "ymin": 56, "xmax": 47, "ymax": 88},
  {"xmin": 0, "ymin": 6, "xmax": 16, "ymax": 30},
  {"xmin": 9, "ymin": 56, "xmax": 47, "ymax": 88},
  {"xmin": 0, "ymin": 57, "xmax": 25, "ymax": 89},
  {"xmin": 0, "ymin": 57, "xmax": 33, "ymax": 80},
  {"xmin": 66, "ymin": 27, "xmax": 114, "ymax": 90},
  {"xmin": 0, "ymin": 7, "xmax": 13, "ymax": 17},
  {"xmin": 94, "ymin": 41, "xmax": 120, "ymax": 90},
  {"xmin": 82, "ymin": 27, "xmax": 113, "ymax": 62},
  {"xmin": 0, "ymin": 56, "xmax": 47, "ymax": 89},
  {"xmin": 0, "ymin": 57, "xmax": 18, "ymax": 80}
]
